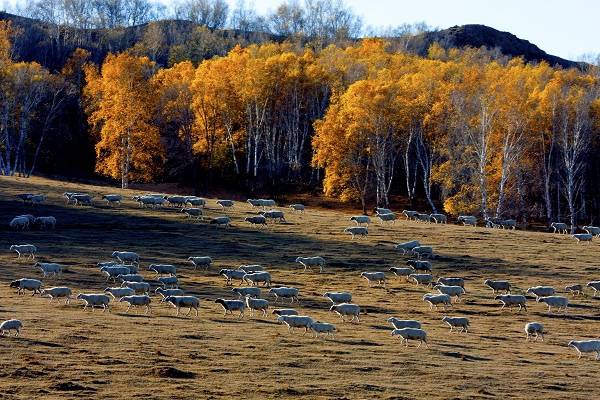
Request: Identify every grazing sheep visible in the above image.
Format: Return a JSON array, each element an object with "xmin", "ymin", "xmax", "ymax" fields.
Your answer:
[
  {"xmin": 243, "ymin": 272, "xmax": 272, "ymax": 287},
  {"xmin": 165, "ymin": 296, "xmax": 200, "ymax": 317},
  {"xmin": 568, "ymin": 340, "xmax": 600, "ymax": 360},
  {"xmin": 148, "ymin": 264, "xmax": 177, "ymax": 277},
  {"xmin": 586, "ymin": 281, "xmax": 600, "ymax": 297},
  {"xmin": 220, "ymin": 269, "xmax": 247, "ymax": 285},
  {"xmin": 181, "ymin": 208, "xmax": 203, "ymax": 220},
  {"xmin": 360, "ymin": 272, "xmax": 386, "ymax": 287},
  {"xmin": 244, "ymin": 215, "xmax": 267, "ymax": 227},
  {"xmin": 158, "ymin": 276, "xmax": 178, "ymax": 289},
  {"xmin": 434, "ymin": 285, "xmax": 466, "ymax": 302},
  {"xmin": 269, "ymin": 287, "xmax": 299, "ymax": 303},
  {"xmin": 289, "ymin": 204, "xmax": 305, "ymax": 213},
  {"xmin": 408, "ymin": 274, "xmax": 433, "ymax": 286},
  {"xmin": 215, "ymin": 298, "xmax": 245, "ymax": 318},
  {"xmin": 402, "ymin": 210, "xmax": 419, "ymax": 220},
  {"xmin": 239, "ymin": 265, "xmax": 264, "ymax": 273},
  {"xmin": 121, "ymin": 281, "xmax": 151, "ymax": 295},
  {"xmin": 9, "ymin": 244, "xmax": 36, "ymax": 259},
  {"xmin": 101, "ymin": 265, "xmax": 131, "ymax": 281},
  {"xmin": 296, "ymin": 256, "xmax": 325, "ymax": 273},
  {"xmin": 272, "ymin": 309, "xmax": 298, "ymax": 319},
  {"xmin": 525, "ymin": 322, "xmax": 544, "ymax": 341},
  {"xmin": 216, "ymin": 200, "xmax": 235, "ymax": 210},
  {"xmin": 437, "ymin": 277, "xmax": 465, "ymax": 289},
  {"xmin": 116, "ymin": 274, "xmax": 144, "ymax": 283},
  {"xmin": 411, "ymin": 246, "xmax": 434, "ymax": 259},
  {"xmin": 344, "ymin": 226, "xmax": 368, "ymax": 239},
  {"xmin": 184, "ymin": 197, "xmax": 206, "ymax": 207},
  {"xmin": 395, "ymin": 240, "xmax": 421, "ymax": 255},
  {"xmin": 35, "ymin": 262, "xmax": 62, "ymax": 278},
  {"xmin": 499, "ymin": 219, "xmax": 517, "ymax": 229},
  {"xmin": 537, "ymin": 296, "xmax": 569, "ymax": 313},
  {"xmin": 375, "ymin": 207, "xmax": 393, "ymax": 215},
  {"xmin": 495, "ymin": 294, "xmax": 527, "ymax": 312},
  {"xmin": 330, "ymin": 303, "xmax": 360, "ymax": 322},
  {"xmin": 9, "ymin": 216, "xmax": 30, "ymax": 230},
  {"xmin": 377, "ymin": 212, "xmax": 396, "ymax": 224},
  {"xmin": 573, "ymin": 233, "xmax": 593, "ymax": 243},
  {"xmin": 77, "ymin": 293, "xmax": 111, "ymax": 312},
  {"xmin": 260, "ymin": 210, "xmax": 286, "ymax": 223},
  {"xmin": 119, "ymin": 295, "xmax": 152, "ymax": 314},
  {"xmin": 430, "ymin": 213, "xmax": 447, "ymax": 224},
  {"xmin": 258, "ymin": 199, "xmax": 276, "ymax": 209},
  {"xmin": 232, "ymin": 287, "xmax": 261, "ymax": 299},
  {"xmin": 104, "ymin": 287, "xmax": 136, "ymax": 299},
  {"xmin": 34, "ymin": 216, "xmax": 56, "ymax": 230},
  {"xmin": 10, "ymin": 279, "xmax": 42, "ymax": 295},
  {"xmin": 406, "ymin": 259, "xmax": 431, "ymax": 272},
  {"xmin": 387, "ymin": 318, "xmax": 421, "ymax": 330},
  {"xmin": 187, "ymin": 256, "xmax": 213, "ymax": 270},
  {"xmin": 41, "ymin": 287, "xmax": 72, "ymax": 304},
  {"xmin": 583, "ymin": 226, "xmax": 600, "ymax": 237},
  {"xmin": 166, "ymin": 196, "xmax": 187, "ymax": 208},
  {"xmin": 277, "ymin": 315, "xmax": 315, "ymax": 333},
  {"xmin": 389, "ymin": 267, "xmax": 415, "ymax": 280},
  {"xmin": 16, "ymin": 214, "xmax": 36, "ymax": 225},
  {"xmin": 565, "ymin": 284, "xmax": 584, "ymax": 297},
  {"xmin": 210, "ymin": 216, "xmax": 231, "ymax": 227},
  {"xmin": 71, "ymin": 194, "xmax": 93, "ymax": 206},
  {"xmin": 551, "ymin": 222, "xmax": 569, "ymax": 234},
  {"xmin": 309, "ymin": 321, "xmax": 336, "ymax": 337},
  {"xmin": 422, "ymin": 293, "xmax": 452, "ymax": 310},
  {"xmin": 391, "ymin": 328, "xmax": 428, "ymax": 348},
  {"xmin": 135, "ymin": 195, "xmax": 165, "ymax": 208},
  {"xmin": 0, "ymin": 319, "xmax": 23, "ymax": 336},
  {"xmin": 350, "ymin": 215, "xmax": 370, "ymax": 226},
  {"xmin": 416, "ymin": 213, "xmax": 431, "ymax": 222},
  {"xmin": 324, "ymin": 292, "xmax": 352, "ymax": 305},
  {"xmin": 29, "ymin": 194, "xmax": 46, "ymax": 205},
  {"xmin": 247, "ymin": 199, "xmax": 262, "ymax": 209},
  {"xmin": 484, "ymin": 279, "xmax": 511, "ymax": 294},
  {"xmin": 155, "ymin": 287, "xmax": 185, "ymax": 300},
  {"xmin": 457, "ymin": 215, "xmax": 477, "ymax": 226},
  {"xmin": 102, "ymin": 194, "xmax": 122, "ymax": 206},
  {"xmin": 16, "ymin": 193, "xmax": 34, "ymax": 203},
  {"xmin": 526, "ymin": 286, "xmax": 556, "ymax": 299},
  {"xmin": 442, "ymin": 316, "xmax": 470, "ymax": 333},
  {"xmin": 112, "ymin": 251, "xmax": 139, "ymax": 265},
  {"xmin": 245, "ymin": 296, "xmax": 269, "ymax": 317}
]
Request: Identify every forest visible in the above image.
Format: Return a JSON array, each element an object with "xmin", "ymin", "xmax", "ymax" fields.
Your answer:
[{"xmin": 1, "ymin": 0, "xmax": 600, "ymax": 229}]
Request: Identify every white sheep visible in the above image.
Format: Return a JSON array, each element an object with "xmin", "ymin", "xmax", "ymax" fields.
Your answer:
[
  {"xmin": 388, "ymin": 267, "xmax": 415, "ymax": 280},
  {"xmin": 568, "ymin": 340, "xmax": 600, "ymax": 360},
  {"xmin": 387, "ymin": 317, "xmax": 421, "ymax": 330},
  {"xmin": 525, "ymin": 322, "xmax": 544, "ymax": 341},
  {"xmin": 30, "ymin": 194, "xmax": 46, "ymax": 204},
  {"xmin": 288, "ymin": 204, "xmax": 305, "ymax": 213},
  {"xmin": 360, "ymin": 271, "xmax": 386, "ymax": 287},
  {"xmin": 550, "ymin": 222, "xmax": 568, "ymax": 234},
  {"xmin": 423, "ymin": 293, "xmax": 452, "ymax": 310},
  {"xmin": 148, "ymin": 264, "xmax": 176, "ymax": 277},
  {"xmin": 210, "ymin": 216, "xmax": 231, "ymax": 227},
  {"xmin": 135, "ymin": 195, "xmax": 165, "ymax": 208},
  {"xmin": 434, "ymin": 285, "xmax": 466, "ymax": 302},
  {"xmin": 442, "ymin": 316, "xmax": 470, "ymax": 333},
  {"xmin": 77, "ymin": 293, "xmax": 111, "ymax": 312},
  {"xmin": 119, "ymin": 295, "xmax": 152, "ymax": 314},
  {"xmin": 246, "ymin": 199, "xmax": 262, "ymax": 209},
  {"xmin": 411, "ymin": 246, "xmax": 433, "ymax": 259},
  {"xmin": 430, "ymin": 213, "xmax": 447, "ymax": 224},
  {"xmin": 324, "ymin": 292, "xmax": 352, "ymax": 304},
  {"xmin": 184, "ymin": 197, "xmax": 206, "ymax": 207},
  {"xmin": 112, "ymin": 251, "xmax": 139, "ymax": 265},
  {"xmin": 101, "ymin": 265, "xmax": 131, "ymax": 281},
  {"xmin": 586, "ymin": 281, "xmax": 600, "ymax": 297},
  {"xmin": 104, "ymin": 287, "xmax": 136, "ymax": 299},
  {"xmin": 309, "ymin": 321, "xmax": 336, "ymax": 337},
  {"xmin": 526, "ymin": 286, "xmax": 556, "ymax": 299},
  {"xmin": 416, "ymin": 213, "xmax": 431, "ymax": 222},
  {"xmin": 181, "ymin": 208, "xmax": 203, "ymax": 220},
  {"xmin": 220, "ymin": 269, "xmax": 247, "ymax": 285},
  {"xmin": 187, "ymin": 256, "xmax": 213, "ymax": 270},
  {"xmin": 406, "ymin": 259, "xmax": 432, "ymax": 272},
  {"xmin": 437, "ymin": 277, "xmax": 465, "ymax": 289},
  {"xmin": 16, "ymin": 193, "xmax": 34, "ymax": 203},
  {"xmin": 495, "ymin": 294, "xmax": 527, "ymax": 312},
  {"xmin": 272, "ymin": 309, "xmax": 298, "ymax": 319},
  {"xmin": 484, "ymin": 279, "xmax": 511, "ymax": 294},
  {"xmin": 35, "ymin": 262, "xmax": 62, "ymax": 278},
  {"xmin": 244, "ymin": 215, "xmax": 267, "ymax": 227},
  {"xmin": 116, "ymin": 274, "xmax": 144, "ymax": 283},
  {"xmin": 102, "ymin": 194, "xmax": 122, "ymax": 206},
  {"xmin": 0, "ymin": 319, "xmax": 23, "ymax": 336},
  {"xmin": 350, "ymin": 215, "xmax": 370, "ymax": 226},
  {"xmin": 408, "ymin": 274, "xmax": 433, "ymax": 286},
  {"xmin": 537, "ymin": 296, "xmax": 569, "ymax": 313},
  {"xmin": 377, "ymin": 212, "xmax": 396, "ymax": 224},
  {"xmin": 242, "ymin": 272, "xmax": 272, "ymax": 287},
  {"xmin": 9, "ymin": 216, "xmax": 30, "ymax": 230},
  {"xmin": 35, "ymin": 216, "xmax": 56, "ymax": 230},
  {"xmin": 165, "ymin": 296, "xmax": 200, "ymax": 317},
  {"xmin": 155, "ymin": 287, "xmax": 185, "ymax": 300},
  {"xmin": 402, "ymin": 210, "xmax": 419, "ymax": 220},
  {"xmin": 232, "ymin": 287, "xmax": 261, "ymax": 299},
  {"xmin": 573, "ymin": 233, "xmax": 593, "ymax": 243},
  {"xmin": 245, "ymin": 295, "xmax": 269, "ymax": 317},
  {"xmin": 121, "ymin": 281, "xmax": 150, "ymax": 295},
  {"xmin": 375, "ymin": 207, "xmax": 393, "ymax": 215},
  {"xmin": 583, "ymin": 226, "xmax": 600, "ymax": 237},
  {"xmin": 391, "ymin": 328, "xmax": 428, "ymax": 348},
  {"xmin": 565, "ymin": 284, "xmax": 584, "ymax": 296},
  {"xmin": 260, "ymin": 210, "xmax": 286, "ymax": 223},
  {"xmin": 296, "ymin": 256, "xmax": 325, "ymax": 273},
  {"xmin": 10, "ymin": 279, "xmax": 42, "ymax": 295},
  {"xmin": 239, "ymin": 265, "xmax": 264, "ymax": 273},
  {"xmin": 344, "ymin": 226, "xmax": 368, "ymax": 239},
  {"xmin": 158, "ymin": 276, "xmax": 178, "ymax": 289},
  {"xmin": 217, "ymin": 199, "xmax": 235, "ymax": 210},
  {"xmin": 41, "ymin": 287, "xmax": 72, "ymax": 304},
  {"xmin": 457, "ymin": 215, "xmax": 477, "ymax": 226},
  {"xmin": 330, "ymin": 303, "xmax": 360, "ymax": 322},
  {"xmin": 269, "ymin": 287, "xmax": 299, "ymax": 303},
  {"xmin": 166, "ymin": 195, "xmax": 187, "ymax": 208},
  {"xmin": 215, "ymin": 298, "xmax": 245, "ymax": 318},
  {"xmin": 277, "ymin": 315, "xmax": 314, "ymax": 333},
  {"xmin": 10, "ymin": 244, "xmax": 37, "ymax": 259},
  {"xmin": 72, "ymin": 193, "xmax": 93, "ymax": 206}
]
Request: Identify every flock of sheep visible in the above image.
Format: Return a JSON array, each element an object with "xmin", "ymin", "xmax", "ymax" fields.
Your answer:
[{"xmin": 4, "ymin": 189, "xmax": 600, "ymax": 361}]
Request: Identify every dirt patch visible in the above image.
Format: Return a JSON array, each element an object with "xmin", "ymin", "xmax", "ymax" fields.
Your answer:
[
  {"xmin": 52, "ymin": 381, "xmax": 94, "ymax": 391},
  {"xmin": 152, "ymin": 367, "xmax": 196, "ymax": 379}
]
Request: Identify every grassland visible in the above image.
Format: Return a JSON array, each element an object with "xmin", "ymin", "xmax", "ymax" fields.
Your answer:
[{"xmin": 1, "ymin": 175, "xmax": 600, "ymax": 400}]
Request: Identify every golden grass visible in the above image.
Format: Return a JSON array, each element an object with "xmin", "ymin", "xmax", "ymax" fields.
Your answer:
[{"xmin": 1, "ymin": 175, "xmax": 599, "ymax": 399}]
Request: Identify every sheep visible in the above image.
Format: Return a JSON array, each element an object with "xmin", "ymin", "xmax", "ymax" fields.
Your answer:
[
  {"xmin": 344, "ymin": 226, "xmax": 368, "ymax": 239},
  {"xmin": 16, "ymin": 214, "xmax": 36, "ymax": 225},
  {"xmin": 277, "ymin": 315, "xmax": 315, "ymax": 333},
  {"xmin": 525, "ymin": 322, "xmax": 544, "ymax": 341},
  {"xmin": 116, "ymin": 274, "xmax": 144, "ymax": 283},
  {"xmin": 408, "ymin": 274, "xmax": 433, "ymax": 286},
  {"xmin": 485, "ymin": 217, "xmax": 502, "ymax": 228},
  {"xmin": 457, "ymin": 215, "xmax": 477, "ymax": 226},
  {"xmin": 258, "ymin": 199, "xmax": 276, "ymax": 209},
  {"xmin": 437, "ymin": 277, "xmax": 465, "ymax": 289},
  {"xmin": 184, "ymin": 197, "xmax": 206, "ymax": 207},
  {"xmin": 10, "ymin": 279, "xmax": 42, "ymax": 295},
  {"xmin": 247, "ymin": 199, "xmax": 262, "ymax": 209},
  {"xmin": 232, "ymin": 287, "xmax": 261, "ymax": 299},
  {"xmin": 495, "ymin": 294, "xmax": 527, "ymax": 312},
  {"xmin": 101, "ymin": 265, "xmax": 131, "ymax": 281},
  {"xmin": 165, "ymin": 296, "xmax": 200, "ymax": 317},
  {"xmin": 537, "ymin": 296, "xmax": 569, "ymax": 313},
  {"xmin": 289, "ymin": 204, "xmax": 305, "ymax": 213},
  {"xmin": 73, "ymin": 193, "xmax": 94, "ymax": 206},
  {"xmin": 324, "ymin": 292, "xmax": 352, "ymax": 305},
  {"xmin": 269, "ymin": 287, "xmax": 299, "ymax": 303},
  {"xmin": 112, "ymin": 251, "xmax": 139, "ymax": 265},
  {"xmin": 411, "ymin": 246, "xmax": 434, "ymax": 259},
  {"xmin": 210, "ymin": 216, "xmax": 231, "ymax": 227},
  {"xmin": 551, "ymin": 222, "xmax": 569, "ymax": 234},
  {"xmin": 41, "ymin": 287, "xmax": 72, "ymax": 304},
  {"xmin": 573, "ymin": 233, "xmax": 593, "ymax": 243},
  {"xmin": 272, "ymin": 309, "xmax": 298, "ymax": 319},
  {"xmin": 0, "ymin": 319, "xmax": 23, "ymax": 336},
  {"xmin": 330, "ymin": 303, "xmax": 360, "ymax": 322},
  {"xmin": 430, "ymin": 213, "xmax": 447, "ymax": 224},
  {"xmin": 10, "ymin": 244, "xmax": 37, "ymax": 259},
  {"xmin": 215, "ymin": 298, "xmax": 245, "ymax": 318},
  {"xmin": 220, "ymin": 269, "xmax": 247, "ymax": 286},
  {"xmin": 375, "ymin": 207, "xmax": 393, "ymax": 215},
  {"xmin": 416, "ymin": 213, "xmax": 431, "ymax": 222},
  {"xmin": 296, "ymin": 256, "xmax": 325, "ymax": 273},
  {"xmin": 406, "ymin": 259, "xmax": 432, "ymax": 272},
  {"xmin": 97, "ymin": 261, "xmax": 119, "ymax": 268},
  {"xmin": 423, "ymin": 293, "xmax": 452, "ymax": 310},
  {"xmin": 583, "ymin": 226, "xmax": 600, "ymax": 237},
  {"xmin": 387, "ymin": 318, "xmax": 421, "ymax": 330},
  {"xmin": 245, "ymin": 295, "xmax": 269, "ymax": 317},
  {"xmin": 104, "ymin": 287, "xmax": 136, "ymax": 299},
  {"xmin": 243, "ymin": 272, "xmax": 272, "ymax": 287},
  {"xmin": 389, "ymin": 267, "xmax": 415, "ymax": 280},
  {"xmin": 350, "ymin": 215, "xmax": 371, "ymax": 226},
  {"xmin": 119, "ymin": 295, "xmax": 152, "ymax": 314},
  {"xmin": 568, "ymin": 340, "xmax": 600, "ymax": 360},
  {"xmin": 9, "ymin": 216, "xmax": 30, "ymax": 230},
  {"xmin": 35, "ymin": 262, "xmax": 62, "ymax": 278},
  {"xmin": 121, "ymin": 281, "xmax": 150, "ymax": 295},
  {"xmin": 499, "ymin": 219, "xmax": 517, "ymax": 229},
  {"xmin": 16, "ymin": 193, "xmax": 34, "ymax": 203},
  {"xmin": 377, "ymin": 212, "xmax": 396, "ymax": 224},
  {"xmin": 484, "ymin": 279, "xmax": 511, "ymax": 294},
  {"xmin": 29, "ymin": 194, "xmax": 46, "ymax": 205},
  {"xmin": 244, "ymin": 215, "xmax": 267, "ymax": 227},
  {"xmin": 148, "ymin": 264, "xmax": 177, "ymax": 277},
  {"xmin": 395, "ymin": 240, "xmax": 421, "ymax": 255},
  {"xmin": 165, "ymin": 195, "xmax": 187, "ymax": 208},
  {"xmin": 360, "ymin": 271, "xmax": 386, "ymax": 287},
  {"xmin": 34, "ymin": 216, "xmax": 56, "ymax": 230},
  {"xmin": 135, "ymin": 195, "xmax": 165, "ymax": 208},
  {"xmin": 526, "ymin": 286, "xmax": 556, "ymax": 299},
  {"xmin": 239, "ymin": 265, "xmax": 264, "ymax": 273},
  {"xmin": 391, "ymin": 328, "xmax": 428, "ymax": 348},
  {"xmin": 158, "ymin": 276, "xmax": 178, "ymax": 289},
  {"xmin": 102, "ymin": 194, "xmax": 122, "ymax": 206},
  {"xmin": 402, "ymin": 210, "xmax": 419, "ymax": 220},
  {"xmin": 442, "ymin": 316, "xmax": 470, "ymax": 333},
  {"xmin": 187, "ymin": 256, "xmax": 212, "ymax": 270},
  {"xmin": 77, "ymin": 293, "xmax": 111, "ymax": 312},
  {"xmin": 434, "ymin": 285, "xmax": 466, "ymax": 302},
  {"xmin": 216, "ymin": 199, "xmax": 235, "ymax": 210},
  {"xmin": 586, "ymin": 281, "xmax": 600, "ymax": 297},
  {"xmin": 309, "ymin": 321, "xmax": 336, "ymax": 337},
  {"xmin": 155, "ymin": 287, "xmax": 185, "ymax": 300},
  {"xmin": 181, "ymin": 208, "xmax": 203, "ymax": 220},
  {"xmin": 260, "ymin": 210, "xmax": 286, "ymax": 223},
  {"xmin": 565, "ymin": 284, "xmax": 584, "ymax": 297}
]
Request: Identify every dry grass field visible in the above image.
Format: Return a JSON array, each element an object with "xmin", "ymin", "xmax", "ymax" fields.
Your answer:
[{"xmin": 1, "ymin": 176, "xmax": 600, "ymax": 400}]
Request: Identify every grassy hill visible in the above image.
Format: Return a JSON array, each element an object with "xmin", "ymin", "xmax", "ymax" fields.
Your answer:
[{"xmin": 0, "ymin": 175, "xmax": 599, "ymax": 399}]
